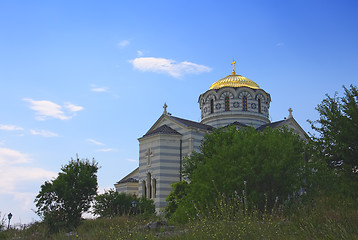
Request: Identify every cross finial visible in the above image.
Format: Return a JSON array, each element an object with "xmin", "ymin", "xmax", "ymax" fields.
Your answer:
[
  {"xmin": 163, "ymin": 102, "xmax": 168, "ymax": 114},
  {"xmin": 231, "ymin": 60, "xmax": 236, "ymax": 75},
  {"xmin": 288, "ymin": 108, "xmax": 293, "ymax": 119}
]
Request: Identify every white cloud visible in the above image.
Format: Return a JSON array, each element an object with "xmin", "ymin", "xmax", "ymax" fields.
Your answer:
[
  {"xmin": 12, "ymin": 192, "xmax": 37, "ymax": 211},
  {"xmin": 0, "ymin": 147, "xmax": 57, "ymax": 194},
  {"xmin": 30, "ymin": 129, "xmax": 58, "ymax": 138},
  {"xmin": 0, "ymin": 147, "xmax": 31, "ymax": 165},
  {"xmin": 92, "ymin": 87, "xmax": 107, "ymax": 92},
  {"xmin": 131, "ymin": 57, "xmax": 211, "ymax": 78},
  {"xmin": 23, "ymin": 98, "xmax": 83, "ymax": 120},
  {"xmin": 127, "ymin": 158, "xmax": 137, "ymax": 163},
  {"xmin": 0, "ymin": 125, "xmax": 23, "ymax": 131},
  {"xmin": 90, "ymin": 84, "xmax": 108, "ymax": 92},
  {"xmin": 118, "ymin": 40, "xmax": 130, "ymax": 48},
  {"xmin": 96, "ymin": 148, "xmax": 116, "ymax": 152},
  {"xmin": 64, "ymin": 102, "xmax": 84, "ymax": 112},
  {"xmin": 137, "ymin": 50, "xmax": 144, "ymax": 57},
  {"xmin": 87, "ymin": 138, "xmax": 105, "ymax": 146}
]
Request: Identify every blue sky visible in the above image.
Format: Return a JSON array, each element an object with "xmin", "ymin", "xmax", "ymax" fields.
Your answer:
[{"xmin": 0, "ymin": 0, "xmax": 357, "ymax": 224}]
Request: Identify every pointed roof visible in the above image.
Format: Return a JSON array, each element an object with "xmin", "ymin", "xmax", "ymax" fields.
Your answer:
[
  {"xmin": 228, "ymin": 121, "xmax": 249, "ymax": 128},
  {"xmin": 142, "ymin": 114, "xmax": 213, "ymax": 139},
  {"xmin": 118, "ymin": 177, "xmax": 139, "ymax": 184},
  {"xmin": 170, "ymin": 116, "xmax": 213, "ymax": 131},
  {"xmin": 256, "ymin": 118, "xmax": 308, "ymax": 140},
  {"xmin": 256, "ymin": 120, "xmax": 286, "ymax": 131},
  {"xmin": 115, "ymin": 167, "xmax": 139, "ymax": 185},
  {"xmin": 142, "ymin": 124, "xmax": 182, "ymax": 137}
]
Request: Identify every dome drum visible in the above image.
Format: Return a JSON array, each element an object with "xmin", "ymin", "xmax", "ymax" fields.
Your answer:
[
  {"xmin": 198, "ymin": 62, "xmax": 272, "ymax": 129},
  {"xmin": 199, "ymin": 87, "xmax": 270, "ymax": 128},
  {"xmin": 199, "ymin": 79, "xmax": 272, "ymax": 129}
]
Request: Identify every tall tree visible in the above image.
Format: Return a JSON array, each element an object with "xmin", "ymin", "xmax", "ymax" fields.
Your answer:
[
  {"xmin": 310, "ymin": 85, "xmax": 358, "ymax": 189},
  {"xmin": 35, "ymin": 157, "xmax": 99, "ymax": 232}
]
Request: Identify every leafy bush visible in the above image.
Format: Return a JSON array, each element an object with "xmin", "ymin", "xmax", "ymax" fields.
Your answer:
[
  {"xmin": 93, "ymin": 190, "xmax": 155, "ymax": 218},
  {"xmin": 169, "ymin": 126, "xmax": 309, "ymax": 222},
  {"xmin": 165, "ymin": 181, "xmax": 189, "ymax": 219}
]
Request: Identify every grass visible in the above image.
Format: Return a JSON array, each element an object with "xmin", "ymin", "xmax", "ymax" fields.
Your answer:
[{"xmin": 1, "ymin": 195, "xmax": 358, "ymax": 239}]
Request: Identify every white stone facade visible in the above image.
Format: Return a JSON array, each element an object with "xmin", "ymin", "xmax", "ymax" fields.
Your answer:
[{"xmin": 137, "ymin": 115, "xmax": 209, "ymax": 211}]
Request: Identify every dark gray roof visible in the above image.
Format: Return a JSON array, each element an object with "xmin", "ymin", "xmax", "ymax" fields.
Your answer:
[
  {"xmin": 117, "ymin": 177, "xmax": 139, "ymax": 184},
  {"xmin": 170, "ymin": 116, "xmax": 213, "ymax": 131},
  {"xmin": 227, "ymin": 121, "xmax": 249, "ymax": 128},
  {"xmin": 256, "ymin": 120, "xmax": 286, "ymax": 131},
  {"xmin": 143, "ymin": 124, "xmax": 182, "ymax": 137}
]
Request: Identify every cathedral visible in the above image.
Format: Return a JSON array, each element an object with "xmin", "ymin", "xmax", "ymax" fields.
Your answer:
[{"xmin": 114, "ymin": 61, "xmax": 307, "ymax": 212}]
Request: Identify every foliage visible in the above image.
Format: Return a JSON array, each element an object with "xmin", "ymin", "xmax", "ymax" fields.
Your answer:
[
  {"xmin": 137, "ymin": 196, "xmax": 156, "ymax": 217},
  {"xmin": 0, "ymin": 212, "xmax": 5, "ymax": 232},
  {"xmin": 165, "ymin": 181, "xmax": 189, "ymax": 219},
  {"xmin": 93, "ymin": 190, "xmax": 134, "ymax": 217},
  {"xmin": 93, "ymin": 190, "xmax": 155, "ymax": 218},
  {"xmin": 309, "ymin": 85, "xmax": 358, "ymax": 193},
  {"xmin": 4, "ymin": 195, "xmax": 358, "ymax": 240},
  {"xmin": 177, "ymin": 125, "xmax": 308, "ymax": 220},
  {"xmin": 34, "ymin": 156, "xmax": 99, "ymax": 232}
]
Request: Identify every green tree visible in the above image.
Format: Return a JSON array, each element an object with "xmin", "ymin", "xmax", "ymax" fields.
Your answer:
[
  {"xmin": 34, "ymin": 157, "xmax": 99, "ymax": 232},
  {"xmin": 165, "ymin": 181, "xmax": 189, "ymax": 218},
  {"xmin": 176, "ymin": 126, "xmax": 308, "ymax": 218},
  {"xmin": 309, "ymin": 85, "xmax": 358, "ymax": 193},
  {"xmin": 93, "ymin": 190, "xmax": 155, "ymax": 218}
]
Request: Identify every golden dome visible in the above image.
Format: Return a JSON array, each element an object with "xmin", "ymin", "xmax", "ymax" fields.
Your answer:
[{"xmin": 209, "ymin": 74, "xmax": 260, "ymax": 90}]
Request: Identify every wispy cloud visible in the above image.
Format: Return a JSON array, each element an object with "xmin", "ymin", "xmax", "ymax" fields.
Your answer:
[
  {"xmin": 64, "ymin": 102, "xmax": 84, "ymax": 112},
  {"xmin": 127, "ymin": 158, "xmax": 137, "ymax": 162},
  {"xmin": 0, "ymin": 125, "xmax": 23, "ymax": 131},
  {"xmin": 0, "ymin": 147, "xmax": 57, "ymax": 194},
  {"xmin": 87, "ymin": 138, "xmax": 105, "ymax": 146},
  {"xmin": 137, "ymin": 50, "xmax": 144, "ymax": 57},
  {"xmin": 96, "ymin": 148, "xmax": 116, "ymax": 152},
  {"xmin": 90, "ymin": 84, "xmax": 108, "ymax": 92},
  {"xmin": 276, "ymin": 42, "xmax": 284, "ymax": 47},
  {"xmin": 30, "ymin": 129, "xmax": 58, "ymax": 138},
  {"xmin": 131, "ymin": 57, "xmax": 211, "ymax": 78},
  {"xmin": 23, "ymin": 98, "xmax": 83, "ymax": 120},
  {"xmin": 118, "ymin": 40, "xmax": 130, "ymax": 48},
  {"xmin": 0, "ymin": 147, "xmax": 30, "ymax": 165}
]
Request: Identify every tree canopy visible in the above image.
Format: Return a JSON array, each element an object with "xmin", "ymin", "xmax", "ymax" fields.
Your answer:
[
  {"xmin": 169, "ymin": 125, "xmax": 308, "ymax": 221},
  {"xmin": 309, "ymin": 85, "xmax": 358, "ymax": 193},
  {"xmin": 35, "ymin": 157, "xmax": 99, "ymax": 232}
]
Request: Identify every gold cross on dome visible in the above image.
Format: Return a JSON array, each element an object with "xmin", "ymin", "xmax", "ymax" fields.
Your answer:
[{"xmin": 231, "ymin": 60, "xmax": 236, "ymax": 75}]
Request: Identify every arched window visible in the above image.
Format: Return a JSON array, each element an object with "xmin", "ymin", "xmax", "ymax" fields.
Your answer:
[
  {"xmin": 258, "ymin": 99, "xmax": 262, "ymax": 113},
  {"xmin": 225, "ymin": 96, "xmax": 230, "ymax": 111},
  {"xmin": 147, "ymin": 173, "xmax": 152, "ymax": 198},
  {"xmin": 152, "ymin": 178, "xmax": 157, "ymax": 198},
  {"xmin": 142, "ymin": 180, "xmax": 147, "ymax": 197},
  {"xmin": 210, "ymin": 99, "xmax": 214, "ymax": 113},
  {"xmin": 242, "ymin": 96, "xmax": 247, "ymax": 111}
]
